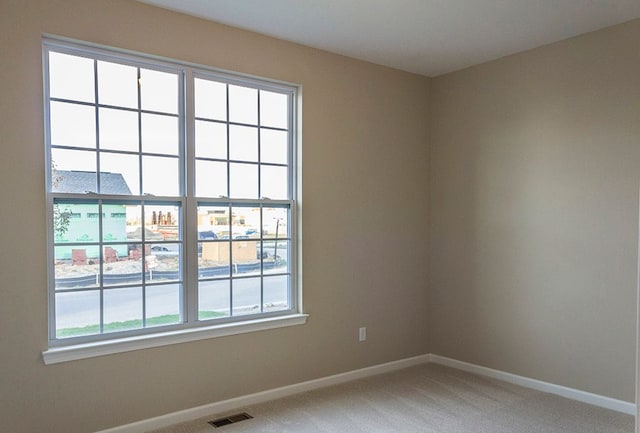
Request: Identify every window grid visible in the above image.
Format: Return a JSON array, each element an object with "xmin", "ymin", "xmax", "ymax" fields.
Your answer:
[{"xmin": 45, "ymin": 39, "xmax": 297, "ymax": 346}]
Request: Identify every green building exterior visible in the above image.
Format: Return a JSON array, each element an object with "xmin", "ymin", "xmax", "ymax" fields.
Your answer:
[{"xmin": 53, "ymin": 171, "xmax": 131, "ymax": 260}]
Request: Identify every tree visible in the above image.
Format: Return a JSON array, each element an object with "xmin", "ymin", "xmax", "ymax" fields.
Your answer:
[{"xmin": 52, "ymin": 163, "xmax": 72, "ymax": 239}]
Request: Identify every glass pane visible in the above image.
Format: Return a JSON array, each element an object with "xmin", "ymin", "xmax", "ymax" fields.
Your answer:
[
  {"xmin": 198, "ymin": 205, "xmax": 229, "ymax": 238},
  {"xmin": 49, "ymin": 52, "xmax": 95, "ymax": 103},
  {"xmin": 51, "ymin": 149, "xmax": 97, "ymax": 193},
  {"xmin": 97, "ymin": 60, "xmax": 138, "ymax": 109},
  {"xmin": 232, "ymin": 277, "xmax": 261, "ymax": 316},
  {"xmin": 102, "ymin": 244, "xmax": 128, "ymax": 263},
  {"xmin": 99, "ymin": 108, "xmax": 138, "ymax": 152},
  {"xmin": 103, "ymin": 287, "xmax": 143, "ymax": 333},
  {"xmin": 195, "ymin": 78, "xmax": 226, "ymax": 120},
  {"xmin": 199, "ymin": 242, "xmax": 230, "ymax": 278},
  {"xmin": 195, "ymin": 120, "xmax": 227, "ymax": 159},
  {"xmin": 145, "ymin": 284, "xmax": 181, "ymax": 326},
  {"xmin": 53, "ymin": 202, "xmax": 99, "ymax": 243},
  {"xmin": 229, "ymin": 125, "xmax": 258, "ymax": 162},
  {"xmin": 195, "ymin": 160, "xmax": 227, "ymax": 198},
  {"xmin": 142, "ymin": 156, "xmax": 180, "ymax": 196},
  {"xmin": 260, "ymin": 129, "xmax": 288, "ymax": 164},
  {"xmin": 231, "ymin": 206, "xmax": 260, "ymax": 239},
  {"xmin": 229, "ymin": 163, "xmax": 258, "ymax": 199},
  {"xmin": 260, "ymin": 165, "xmax": 288, "ymax": 200},
  {"xmin": 262, "ymin": 240, "xmax": 289, "ymax": 275},
  {"xmin": 104, "ymin": 243, "xmax": 142, "ymax": 287},
  {"xmin": 232, "ymin": 240, "xmax": 260, "ymax": 277},
  {"xmin": 199, "ymin": 279, "xmax": 230, "ymax": 320},
  {"xmin": 197, "ymin": 197, "xmax": 231, "ymax": 274},
  {"xmin": 142, "ymin": 113, "xmax": 179, "ymax": 155},
  {"xmin": 124, "ymin": 204, "xmax": 142, "ymax": 242},
  {"xmin": 229, "ymin": 85, "xmax": 257, "ymax": 125},
  {"xmin": 102, "ymin": 205, "xmax": 130, "ymax": 242},
  {"xmin": 144, "ymin": 204, "xmax": 181, "ymax": 240},
  {"xmin": 55, "ymin": 290, "xmax": 100, "ymax": 338},
  {"xmin": 260, "ymin": 90, "xmax": 288, "ymax": 129},
  {"xmin": 50, "ymin": 101, "xmax": 96, "ymax": 148},
  {"xmin": 54, "ymin": 245, "xmax": 100, "ymax": 290},
  {"xmin": 147, "ymin": 244, "xmax": 180, "ymax": 283},
  {"xmin": 263, "ymin": 275, "xmax": 289, "ymax": 312},
  {"xmin": 100, "ymin": 152, "xmax": 138, "ymax": 195},
  {"xmin": 262, "ymin": 207, "xmax": 289, "ymax": 239},
  {"xmin": 140, "ymin": 68, "xmax": 178, "ymax": 114}
]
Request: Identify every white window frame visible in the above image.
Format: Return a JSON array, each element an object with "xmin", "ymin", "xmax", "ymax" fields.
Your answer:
[{"xmin": 42, "ymin": 37, "xmax": 305, "ymax": 364}]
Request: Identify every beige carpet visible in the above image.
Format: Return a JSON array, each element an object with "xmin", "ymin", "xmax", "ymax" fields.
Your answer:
[{"xmin": 149, "ymin": 363, "xmax": 633, "ymax": 433}]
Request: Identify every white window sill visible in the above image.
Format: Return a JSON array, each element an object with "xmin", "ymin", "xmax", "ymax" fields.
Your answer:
[{"xmin": 43, "ymin": 314, "xmax": 308, "ymax": 365}]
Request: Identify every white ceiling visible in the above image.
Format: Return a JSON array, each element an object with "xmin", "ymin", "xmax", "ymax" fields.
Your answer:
[{"xmin": 138, "ymin": 0, "xmax": 640, "ymax": 77}]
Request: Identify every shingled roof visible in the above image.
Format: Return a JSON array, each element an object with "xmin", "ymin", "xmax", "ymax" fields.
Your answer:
[{"xmin": 52, "ymin": 170, "xmax": 132, "ymax": 195}]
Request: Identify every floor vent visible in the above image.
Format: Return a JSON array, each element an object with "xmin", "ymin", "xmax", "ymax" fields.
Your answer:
[{"xmin": 208, "ymin": 412, "xmax": 253, "ymax": 428}]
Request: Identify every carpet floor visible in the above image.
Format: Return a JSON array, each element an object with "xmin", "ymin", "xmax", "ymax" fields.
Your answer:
[{"xmin": 149, "ymin": 363, "xmax": 634, "ymax": 433}]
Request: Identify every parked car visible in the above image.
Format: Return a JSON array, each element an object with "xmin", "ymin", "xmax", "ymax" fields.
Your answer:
[{"xmin": 198, "ymin": 231, "xmax": 218, "ymax": 240}]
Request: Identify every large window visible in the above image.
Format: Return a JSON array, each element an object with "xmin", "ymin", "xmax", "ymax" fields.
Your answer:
[{"xmin": 44, "ymin": 39, "xmax": 299, "ymax": 350}]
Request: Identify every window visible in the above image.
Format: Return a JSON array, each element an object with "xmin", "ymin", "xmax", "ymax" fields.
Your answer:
[{"xmin": 44, "ymin": 39, "xmax": 300, "ymax": 353}]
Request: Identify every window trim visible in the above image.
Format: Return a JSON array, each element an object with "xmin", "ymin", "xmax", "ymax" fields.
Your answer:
[
  {"xmin": 42, "ymin": 313, "xmax": 309, "ymax": 365},
  {"xmin": 42, "ymin": 36, "xmax": 303, "ymax": 357}
]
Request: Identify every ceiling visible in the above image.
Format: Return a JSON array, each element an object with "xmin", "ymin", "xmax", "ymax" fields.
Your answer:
[{"xmin": 138, "ymin": 0, "xmax": 640, "ymax": 77}]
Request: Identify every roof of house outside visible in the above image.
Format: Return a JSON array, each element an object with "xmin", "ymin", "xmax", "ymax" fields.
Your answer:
[{"xmin": 52, "ymin": 170, "xmax": 132, "ymax": 195}]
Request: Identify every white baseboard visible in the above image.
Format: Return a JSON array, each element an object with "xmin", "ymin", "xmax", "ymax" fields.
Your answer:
[
  {"xmin": 94, "ymin": 354, "xmax": 431, "ymax": 433},
  {"xmin": 427, "ymin": 354, "xmax": 636, "ymax": 415},
  {"xmin": 96, "ymin": 353, "xmax": 635, "ymax": 432}
]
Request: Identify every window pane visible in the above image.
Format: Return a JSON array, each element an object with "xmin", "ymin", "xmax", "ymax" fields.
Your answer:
[
  {"xmin": 145, "ymin": 284, "xmax": 181, "ymax": 326},
  {"xmin": 195, "ymin": 160, "xmax": 227, "ymax": 198},
  {"xmin": 260, "ymin": 165, "xmax": 288, "ymax": 200},
  {"xmin": 100, "ymin": 152, "xmax": 138, "ymax": 195},
  {"xmin": 263, "ymin": 240, "xmax": 289, "ymax": 275},
  {"xmin": 198, "ymin": 205, "xmax": 229, "ymax": 237},
  {"xmin": 54, "ymin": 245, "xmax": 100, "ymax": 290},
  {"xmin": 49, "ymin": 52, "xmax": 95, "ymax": 103},
  {"xmin": 262, "ymin": 207, "xmax": 289, "ymax": 239},
  {"xmin": 140, "ymin": 68, "xmax": 178, "ymax": 114},
  {"xmin": 195, "ymin": 78, "xmax": 226, "ymax": 120},
  {"xmin": 229, "ymin": 85, "xmax": 257, "ymax": 125},
  {"xmin": 50, "ymin": 101, "xmax": 96, "ymax": 148},
  {"xmin": 104, "ymin": 243, "xmax": 142, "ymax": 287},
  {"xmin": 55, "ymin": 290, "xmax": 100, "ymax": 338},
  {"xmin": 197, "ymin": 204, "xmax": 231, "ymax": 276},
  {"xmin": 142, "ymin": 156, "xmax": 180, "ymax": 196},
  {"xmin": 195, "ymin": 120, "xmax": 227, "ymax": 159},
  {"xmin": 263, "ymin": 275, "xmax": 289, "ymax": 312},
  {"xmin": 199, "ymin": 279, "xmax": 230, "ymax": 319},
  {"xmin": 199, "ymin": 242, "xmax": 230, "ymax": 278},
  {"xmin": 99, "ymin": 108, "xmax": 138, "ymax": 152},
  {"xmin": 229, "ymin": 163, "xmax": 258, "ymax": 199},
  {"xmin": 98, "ymin": 60, "xmax": 138, "ymax": 109},
  {"xmin": 231, "ymin": 206, "xmax": 260, "ymax": 239},
  {"xmin": 102, "ymin": 204, "xmax": 131, "ymax": 242},
  {"xmin": 232, "ymin": 277, "xmax": 261, "ymax": 316},
  {"xmin": 51, "ymin": 149, "xmax": 97, "ymax": 193},
  {"xmin": 124, "ymin": 204, "xmax": 143, "ymax": 242},
  {"xmin": 142, "ymin": 113, "xmax": 179, "ymax": 155},
  {"xmin": 53, "ymin": 202, "xmax": 99, "ymax": 243},
  {"xmin": 144, "ymin": 204, "xmax": 181, "ymax": 240},
  {"xmin": 103, "ymin": 287, "xmax": 143, "ymax": 333},
  {"xmin": 229, "ymin": 125, "xmax": 258, "ymax": 162},
  {"xmin": 147, "ymin": 244, "xmax": 181, "ymax": 283},
  {"xmin": 233, "ymin": 240, "xmax": 260, "ymax": 277},
  {"xmin": 260, "ymin": 90, "xmax": 288, "ymax": 129},
  {"xmin": 260, "ymin": 129, "xmax": 288, "ymax": 164}
]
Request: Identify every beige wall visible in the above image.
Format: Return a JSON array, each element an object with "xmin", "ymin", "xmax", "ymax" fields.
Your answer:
[
  {"xmin": 429, "ymin": 19, "xmax": 640, "ymax": 401},
  {"xmin": 0, "ymin": 1, "xmax": 430, "ymax": 432}
]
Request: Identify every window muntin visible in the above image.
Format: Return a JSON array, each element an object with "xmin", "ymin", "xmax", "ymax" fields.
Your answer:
[{"xmin": 45, "ymin": 40, "xmax": 298, "ymax": 346}]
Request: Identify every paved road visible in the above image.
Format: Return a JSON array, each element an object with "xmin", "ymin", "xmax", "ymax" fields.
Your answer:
[{"xmin": 56, "ymin": 273, "xmax": 289, "ymax": 329}]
